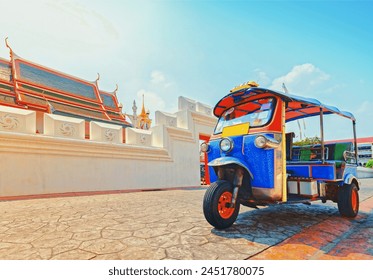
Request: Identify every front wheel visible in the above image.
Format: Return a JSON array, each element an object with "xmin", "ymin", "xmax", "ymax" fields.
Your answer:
[
  {"xmin": 203, "ymin": 180, "xmax": 240, "ymax": 229},
  {"xmin": 337, "ymin": 182, "xmax": 359, "ymax": 218}
]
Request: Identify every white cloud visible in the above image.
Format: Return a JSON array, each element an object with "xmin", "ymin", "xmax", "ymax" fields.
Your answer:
[
  {"xmin": 270, "ymin": 63, "xmax": 330, "ymax": 95},
  {"xmin": 355, "ymin": 101, "xmax": 373, "ymax": 137},
  {"xmin": 253, "ymin": 69, "xmax": 271, "ymax": 87},
  {"xmin": 0, "ymin": 0, "xmax": 119, "ymax": 60},
  {"xmin": 151, "ymin": 71, "xmax": 166, "ymax": 84},
  {"xmin": 136, "ymin": 89, "xmax": 166, "ymax": 114},
  {"xmin": 150, "ymin": 70, "xmax": 173, "ymax": 88},
  {"xmin": 357, "ymin": 101, "xmax": 373, "ymax": 114},
  {"xmin": 126, "ymin": 69, "xmax": 179, "ymax": 122}
]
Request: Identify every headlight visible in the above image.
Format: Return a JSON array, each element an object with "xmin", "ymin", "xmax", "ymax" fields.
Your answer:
[
  {"xmin": 220, "ymin": 138, "xmax": 234, "ymax": 152},
  {"xmin": 255, "ymin": 135, "xmax": 280, "ymax": 149},
  {"xmin": 200, "ymin": 142, "xmax": 210, "ymax": 153},
  {"xmin": 254, "ymin": 135, "xmax": 267, "ymax": 148}
]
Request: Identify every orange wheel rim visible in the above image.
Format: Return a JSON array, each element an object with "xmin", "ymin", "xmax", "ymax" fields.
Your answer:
[
  {"xmin": 218, "ymin": 191, "xmax": 234, "ymax": 219},
  {"xmin": 351, "ymin": 189, "xmax": 358, "ymax": 212}
]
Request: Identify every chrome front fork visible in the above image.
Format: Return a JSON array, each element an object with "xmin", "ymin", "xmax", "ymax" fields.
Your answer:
[{"xmin": 218, "ymin": 166, "xmax": 244, "ymax": 208}]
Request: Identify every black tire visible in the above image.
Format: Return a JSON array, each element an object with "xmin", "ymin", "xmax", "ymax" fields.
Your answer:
[
  {"xmin": 203, "ymin": 180, "xmax": 240, "ymax": 229},
  {"xmin": 337, "ymin": 182, "xmax": 359, "ymax": 218}
]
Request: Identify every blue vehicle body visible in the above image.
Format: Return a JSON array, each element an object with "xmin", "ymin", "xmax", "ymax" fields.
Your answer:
[{"xmin": 208, "ymin": 134, "xmax": 276, "ymax": 189}]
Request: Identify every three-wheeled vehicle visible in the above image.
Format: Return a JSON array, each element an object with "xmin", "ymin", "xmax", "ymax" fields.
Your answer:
[{"xmin": 201, "ymin": 81, "xmax": 359, "ymax": 229}]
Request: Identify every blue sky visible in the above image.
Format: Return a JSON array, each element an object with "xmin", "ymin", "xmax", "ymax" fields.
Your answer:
[{"xmin": 0, "ymin": 0, "xmax": 372, "ymax": 139}]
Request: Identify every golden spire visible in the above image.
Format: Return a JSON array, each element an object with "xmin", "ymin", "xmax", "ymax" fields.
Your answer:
[
  {"xmin": 140, "ymin": 94, "xmax": 146, "ymax": 116},
  {"xmin": 137, "ymin": 94, "xmax": 152, "ymax": 130}
]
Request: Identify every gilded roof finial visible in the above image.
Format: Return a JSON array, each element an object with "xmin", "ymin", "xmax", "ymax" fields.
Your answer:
[
  {"xmin": 282, "ymin": 83, "xmax": 289, "ymax": 94},
  {"xmin": 113, "ymin": 84, "xmax": 118, "ymax": 96},
  {"xmin": 5, "ymin": 37, "xmax": 14, "ymax": 60},
  {"xmin": 94, "ymin": 73, "xmax": 100, "ymax": 85},
  {"xmin": 5, "ymin": 37, "xmax": 11, "ymax": 49}
]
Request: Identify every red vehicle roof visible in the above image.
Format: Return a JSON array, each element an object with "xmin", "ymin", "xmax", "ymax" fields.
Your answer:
[{"xmin": 214, "ymin": 86, "xmax": 355, "ymax": 122}]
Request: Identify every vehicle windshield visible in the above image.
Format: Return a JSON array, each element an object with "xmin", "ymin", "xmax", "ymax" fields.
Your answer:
[{"xmin": 214, "ymin": 97, "xmax": 275, "ymax": 134}]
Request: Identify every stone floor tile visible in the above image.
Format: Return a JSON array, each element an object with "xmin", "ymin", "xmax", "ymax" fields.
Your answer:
[
  {"xmin": 146, "ymin": 233, "xmax": 180, "ymax": 248},
  {"xmin": 51, "ymin": 249, "xmax": 96, "ymax": 260},
  {"xmin": 101, "ymin": 229, "xmax": 132, "ymax": 240},
  {"xmin": 80, "ymin": 239, "xmax": 127, "ymax": 255},
  {"xmin": 52, "ymin": 239, "xmax": 82, "ymax": 256},
  {"xmin": 117, "ymin": 247, "xmax": 166, "ymax": 260},
  {"xmin": 0, "ymin": 179, "xmax": 372, "ymax": 260},
  {"xmin": 120, "ymin": 237, "xmax": 148, "ymax": 247}
]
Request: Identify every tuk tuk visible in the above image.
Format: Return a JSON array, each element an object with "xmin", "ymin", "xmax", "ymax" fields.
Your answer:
[{"xmin": 201, "ymin": 81, "xmax": 359, "ymax": 229}]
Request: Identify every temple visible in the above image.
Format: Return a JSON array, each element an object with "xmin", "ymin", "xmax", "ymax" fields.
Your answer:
[
  {"xmin": 0, "ymin": 38, "xmax": 218, "ymax": 198},
  {"xmin": 0, "ymin": 39, "xmax": 131, "ymax": 133}
]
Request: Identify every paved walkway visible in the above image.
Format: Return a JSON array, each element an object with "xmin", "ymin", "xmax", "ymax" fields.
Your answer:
[{"xmin": 0, "ymin": 179, "xmax": 372, "ymax": 260}]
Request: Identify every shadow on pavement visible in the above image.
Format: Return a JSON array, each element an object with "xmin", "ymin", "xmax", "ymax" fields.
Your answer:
[{"xmin": 212, "ymin": 203, "xmax": 339, "ymax": 246}]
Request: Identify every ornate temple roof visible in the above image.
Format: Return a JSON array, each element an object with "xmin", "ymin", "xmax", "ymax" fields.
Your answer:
[{"xmin": 0, "ymin": 39, "xmax": 131, "ymax": 127}]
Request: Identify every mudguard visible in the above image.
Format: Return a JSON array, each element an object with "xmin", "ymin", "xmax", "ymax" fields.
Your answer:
[
  {"xmin": 208, "ymin": 156, "xmax": 254, "ymax": 179},
  {"xmin": 343, "ymin": 173, "xmax": 359, "ymax": 189}
]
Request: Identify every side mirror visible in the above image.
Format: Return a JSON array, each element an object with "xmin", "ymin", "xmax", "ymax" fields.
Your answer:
[{"xmin": 343, "ymin": 150, "xmax": 356, "ymax": 163}]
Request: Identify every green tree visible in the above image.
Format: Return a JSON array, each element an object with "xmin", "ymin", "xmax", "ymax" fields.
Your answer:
[
  {"xmin": 366, "ymin": 159, "xmax": 373, "ymax": 168},
  {"xmin": 293, "ymin": 136, "xmax": 321, "ymax": 146}
]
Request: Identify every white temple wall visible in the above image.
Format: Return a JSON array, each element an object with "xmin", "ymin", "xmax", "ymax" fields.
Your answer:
[{"xmin": 0, "ymin": 96, "xmax": 216, "ymax": 197}]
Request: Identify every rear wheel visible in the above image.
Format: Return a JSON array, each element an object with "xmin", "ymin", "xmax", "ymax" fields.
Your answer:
[
  {"xmin": 337, "ymin": 182, "xmax": 359, "ymax": 218},
  {"xmin": 203, "ymin": 180, "xmax": 240, "ymax": 229}
]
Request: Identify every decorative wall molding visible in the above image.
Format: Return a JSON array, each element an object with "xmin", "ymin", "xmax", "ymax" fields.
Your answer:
[
  {"xmin": 44, "ymin": 113, "xmax": 85, "ymax": 139},
  {"xmin": 196, "ymin": 102, "xmax": 213, "ymax": 116},
  {"xmin": 178, "ymin": 96, "xmax": 197, "ymax": 112},
  {"xmin": 0, "ymin": 104, "xmax": 36, "ymax": 134},
  {"xmin": 90, "ymin": 121, "xmax": 123, "ymax": 144},
  {"xmin": 155, "ymin": 111, "xmax": 177, "ymax": 127},
  {"xmin": 125, "ymin": 128, "xmax": 152, "ymax": 146},
  {"xmin": 0, "ymin": 131, "xmax": 170, "ymax": 161}
]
